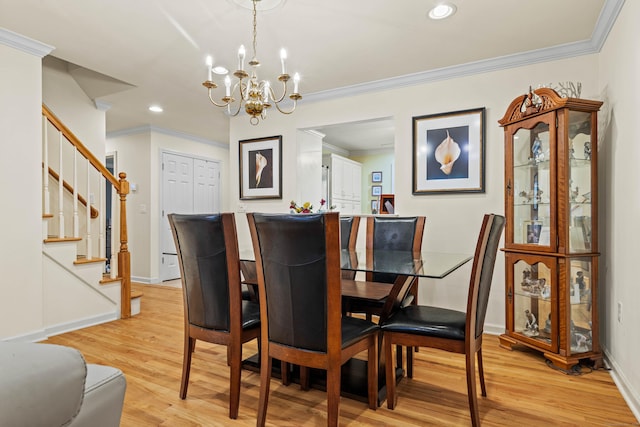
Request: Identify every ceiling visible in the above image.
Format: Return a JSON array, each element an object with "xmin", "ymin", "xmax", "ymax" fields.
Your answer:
[{"xmin": 0, "ymin": 0, "xmax": 616, "ymax": 148}]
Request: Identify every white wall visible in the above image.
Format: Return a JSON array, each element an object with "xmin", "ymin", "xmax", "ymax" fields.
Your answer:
[
  {"xmin": 0, "ymin": 40, "xmax": 47, "ymax": 339},
  {"xmin": 106, "ymin": 130, "xmax": 229, "ymax": 283},
  {"xmin": 42, "ymin": 56, "xmax": 106, "ymax": 156},
  {"xmin": 597, "ymin": 0, "xmax": 640, "ymax": 418}
]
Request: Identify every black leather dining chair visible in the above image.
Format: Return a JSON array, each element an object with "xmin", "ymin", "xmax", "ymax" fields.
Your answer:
[
  {"xmin": 168, "ymin": 213, "xmax": 260, "ymax": 420},
  {"xmin": 347, "ymin": 216, "xmax": 425, "ymax": 319},
  {"xmin": 380, "ymin": 213, "xmax": 505, "ymax": 427},
  {"xmin": 346, "ymin": 216, "xmax": 425, "ymax": 372},
  {"xmin": 247, "ymin": 212, "xmax": 379, "ymax": 427}
]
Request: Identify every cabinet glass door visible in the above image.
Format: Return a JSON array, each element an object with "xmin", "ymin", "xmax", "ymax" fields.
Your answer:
[
  {"xmin": 567, "ymin": 111, "xmax": 594, "ymax": 253},
  {"xmin": 509, "ymin": 255, "xmax": 557, "ymax": 352},
  {"xmin": 510, "ymin": 118, "xmax": 554, "ymax": 249},
  {"xmin": 568, "ymin": 258, "xmax": 594, "ymax": 354}
]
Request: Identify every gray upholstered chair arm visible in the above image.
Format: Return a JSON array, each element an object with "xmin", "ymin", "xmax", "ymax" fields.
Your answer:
[{"xmin": 0, "ymin": 342, "xmax": 86, "ymax": 427}]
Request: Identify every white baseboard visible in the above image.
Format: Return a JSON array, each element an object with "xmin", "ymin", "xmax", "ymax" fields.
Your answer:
[
  {"xmin": 484, "ymin": 323, "xmax": 504, "ymax": 336},
  {"xmin": 131, "ymin": 275, "xmax": 160, "ymax": 284},
  {"xmin": 44, "ymin": 312, "xmax": 118, "ymax": 338},
  {"xmin": 2, "ymin": 329, "xmax": 48, "ymax": 343},
  {"xmin": 603, "ymin": 346, "xmax": 640, "ymax": 422}
]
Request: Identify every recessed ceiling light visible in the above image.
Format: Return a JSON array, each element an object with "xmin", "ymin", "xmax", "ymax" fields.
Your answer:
[
  {"xmin": 212, "ymin": 66, "xmax": 229, "ymax": 75},
  {"xmin": 428, "ymin": 3, "xmax": 456, "ymax": 20},
  {"xmin": 149, "ymin": 105, "xmax": 163, "ymax": 113}
]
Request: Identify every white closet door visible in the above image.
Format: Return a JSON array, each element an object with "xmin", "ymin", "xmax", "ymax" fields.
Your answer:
[
  {"xmin": 161, "ymin": 153, "xmax": 194, "ymax": 281},
  {"xmin": 194, "ymin": 159, "xmax": 220, "ymax": 213}
]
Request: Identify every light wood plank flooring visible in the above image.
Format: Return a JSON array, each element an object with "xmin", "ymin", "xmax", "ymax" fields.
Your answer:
[{"xmin": 44, "ymin": 284, "xmax": 637, "ymax": 426}]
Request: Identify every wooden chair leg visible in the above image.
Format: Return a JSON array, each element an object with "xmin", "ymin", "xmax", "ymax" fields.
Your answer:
[
  {"xmin": 406, "ymin": 346, "xmax": 413, "ymax": 379},
  {"xmin": 466, "ymin": 349, "xmax": 480, "ymax": 427},
  {"xmin": 477, "ymin": 348, "xmax": 487, "ymax": 397},
  {"xmin": 385, "ymin": 334, "xmax": 396, "ymax": 410},
  {"xmin": 257, "ymin": 354, "xmax": 273, "ymax": 427},
  {"xmin": 180, "ymin": 336, "xmax": 194, "ymax": 399},
  {"xmin": 300, "ymin": 366, "xmax": 310, "ymax": 391},
  {"xmin": 367, "ymin": 334, "xmax": 378, "ymax": 410},
  {"xmin": 229, "ymin": 343, "xmax": 242, "ymax": 419},
  {"xmin": 395, "ymin": 345, "xmax": 403, "ymax": 371},
  {"xmin": 281, "ymin": 361, "xmax": 290, "ymax": 386},
  {"xmin": 326, "ymin": 362, "xmax": 341, "ymax": 427}
]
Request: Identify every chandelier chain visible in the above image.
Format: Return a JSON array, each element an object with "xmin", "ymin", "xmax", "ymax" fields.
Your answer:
[{"xmin": 252, "ymin": 1, "xmax": 258, "ymax": 60}]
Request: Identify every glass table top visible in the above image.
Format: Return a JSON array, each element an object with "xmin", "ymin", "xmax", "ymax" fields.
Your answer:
[{"xmin": 240, "ymin": 248, "xmax": 471, "ymax": 279}]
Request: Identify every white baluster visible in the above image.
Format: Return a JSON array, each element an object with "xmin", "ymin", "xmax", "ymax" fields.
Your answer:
[
  {"xmin": 73, "ymin": 150, "xmax": 79, "ymax": 238},
  {"xmin": 86, "ymin": 158, "xmax": 92, "ymax": 259},
  {"xmin": 42, "ymin": 116, "xmax": 50, "ymax": 216},
  {"xmin": 99, "ymin": 175, "xmax": 105, "ymax": 259},
  {"xmin": 58, "ymin": 132, "xmax": 64, "ymax": 238},
  {"xmin": 110, "ymin": 190, "xmax": 118, "ymax": 279}
]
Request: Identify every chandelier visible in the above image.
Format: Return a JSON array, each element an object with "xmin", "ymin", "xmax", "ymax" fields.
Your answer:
[{"xmin": 202, "ymin": 0, "xmax": 302, "ymax": 125}]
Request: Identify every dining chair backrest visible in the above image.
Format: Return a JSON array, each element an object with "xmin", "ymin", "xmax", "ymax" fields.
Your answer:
[
  {"xmin": 468, "ymin": 213, "xmax": 505, "ymax": 340},
  {"xmin": 248, "ymin": 212, "xmax": 341, "ymax": 353},
  {"xmin": 169, "ymin": 213, "xmax": 240, "ymax": 331},
  {"xmin": 366, "ymin": 216, "xmax": 425, "ymax": 283},
  {"xmin": 340, "ymin": 216, "xmax": 360, "ymax": 250}
]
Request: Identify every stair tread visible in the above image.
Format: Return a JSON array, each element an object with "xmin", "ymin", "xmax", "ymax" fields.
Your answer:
[
  {"xmin": 74, "ymin": 257, "xmax": 107, "ymax": 265},
  {"xmin": 100, "ymin": 275, "xmax": 122, "ymax": 284},
  {"xmin": 131, "ymin": 290, "xmax": 144, "ymax": 299},
  {"xmin": 44, "ymin": 236, "xmax": 82, "ymax": 243}
]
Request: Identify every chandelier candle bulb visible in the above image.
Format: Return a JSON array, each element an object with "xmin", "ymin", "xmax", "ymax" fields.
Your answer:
[
  {"xmin": 224, "ymin": 75, "xmax": 231, "ymax": 96},
  {"xmin": 206, "ymin": 55, "xmax": 213, "ymax": 82},
  {"xmin": 293, "ymin": 72, "xmax": 300, "ymax": 93},
  {"xmin": 238, "ymin": 45, "xmax": 246, "ymax": 71},
  {"xmin": 264, "ymin": 82, "xmax": 270, "ymax": 102},
  {"xmin": 280, "ymin": 48, "xmax": 287, "ymax": 74}
]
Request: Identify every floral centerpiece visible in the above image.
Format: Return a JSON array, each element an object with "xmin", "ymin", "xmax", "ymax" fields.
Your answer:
[{"xmin": 289, "ymin": 199, "xmax": 333, "ymax": 213}]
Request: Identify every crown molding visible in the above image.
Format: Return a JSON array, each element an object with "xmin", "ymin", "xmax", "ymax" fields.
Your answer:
[
  {"xmin": 106, "ymin": 125, "xmax": 228, "ymax": 149},
  {"xmin": 0, "ymin": 28, "xmax": 54, "ymax": 57},
  {"xmin": 305, "ymin": 0, "xmax": 625, "ymax": 103}
]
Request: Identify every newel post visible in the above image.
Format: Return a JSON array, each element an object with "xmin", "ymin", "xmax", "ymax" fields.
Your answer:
[{"xmin": 118, "ymin": 172, "xmax": 131, "ymax": 318}]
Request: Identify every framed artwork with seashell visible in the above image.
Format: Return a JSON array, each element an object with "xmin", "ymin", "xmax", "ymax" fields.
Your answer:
[
  {"xmin": 412, "ymin": 107, "xmax": 485, "ymax": 194},
  {"xmin": 239, "ymin": 135, "xmax": 282, "ymax": 200}
]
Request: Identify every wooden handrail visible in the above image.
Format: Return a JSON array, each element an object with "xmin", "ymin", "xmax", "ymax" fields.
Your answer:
[
  {"xmin": 42, "ymin": 104, "xmax": 121, "ymax": 190},
  {"xmin": 44, "ymin": 165, "xmax": 98, "ymax": 219},
  {"xmin": 42, "ymin": 103, "xmax": 132, "ymax": 319}
]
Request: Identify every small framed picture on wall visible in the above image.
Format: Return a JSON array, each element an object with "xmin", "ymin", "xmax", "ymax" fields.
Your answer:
[
  {"xmin": 372, "ymin": 171, "xmax": 382, "ymax": 183},
  {"xmin": 372, "ymin": 185, "xmax": 382, "ymax": 196}
]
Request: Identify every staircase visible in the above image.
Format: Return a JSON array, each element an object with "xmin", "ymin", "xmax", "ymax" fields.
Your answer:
[{"xmin": 41, "ymin": 104, "xmax": 137, "ymax": 330}]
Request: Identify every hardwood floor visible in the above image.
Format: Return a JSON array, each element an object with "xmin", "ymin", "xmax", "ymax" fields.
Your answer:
[{"xmin": 44, "ymin": 284, "xmax": 637, "ymax": 426}]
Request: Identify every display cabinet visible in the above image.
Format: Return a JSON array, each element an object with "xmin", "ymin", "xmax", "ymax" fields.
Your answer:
[{"xmin": 498, "ymin": 88, "xmax": 603, "ymax": 370}]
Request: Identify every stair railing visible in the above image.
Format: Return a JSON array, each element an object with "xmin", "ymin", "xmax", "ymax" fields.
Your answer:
[{"xmin": 42, "ymin": 104, "xmax": 132, "ymax": 318}]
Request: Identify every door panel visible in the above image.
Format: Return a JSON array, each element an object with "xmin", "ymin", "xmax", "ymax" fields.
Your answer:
[{"xmin": 161, "ymin": 153, "xmax": 194, "ymax": 281}]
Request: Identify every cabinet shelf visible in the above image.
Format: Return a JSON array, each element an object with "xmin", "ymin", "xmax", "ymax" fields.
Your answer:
[
  {"xmin": 514, "ymin": 160, "xmax": 550, "ymax": 169},
  {"xmin": 498, "ymin": 87, "xmax": 602, "ymax": 370}
]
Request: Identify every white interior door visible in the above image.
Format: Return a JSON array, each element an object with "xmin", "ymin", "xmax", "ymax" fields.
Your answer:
[
  {"xmin": 161, "ymin": 153, "xmax": 194, "ymax": 281},
  {"xmin": 160, "ymin": 152, "xmax": 221, "ymax": 282}
]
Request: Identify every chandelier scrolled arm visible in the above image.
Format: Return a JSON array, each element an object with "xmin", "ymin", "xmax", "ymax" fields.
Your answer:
[{"xmin": 201, "ymin": 0, "xmax": 301, "ymax": 125}]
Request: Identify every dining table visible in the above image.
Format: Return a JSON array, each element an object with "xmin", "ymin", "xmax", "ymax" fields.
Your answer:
[{"xmin": 239, "ymin": 248, "xmax": 472, "ymax": 405}]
